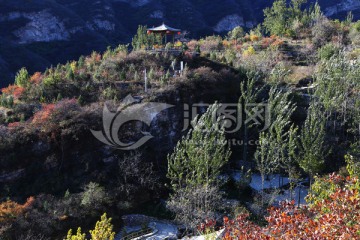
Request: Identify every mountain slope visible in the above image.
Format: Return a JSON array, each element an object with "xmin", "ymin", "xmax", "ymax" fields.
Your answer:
[{"xmin": 0, "ymin": 0, "xmax": 359, "ymax": 87}]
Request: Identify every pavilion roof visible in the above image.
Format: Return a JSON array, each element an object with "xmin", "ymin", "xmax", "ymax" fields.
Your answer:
[{"xmin": 147, "ymin": 23, "xmax": 181, "ymax": 32}]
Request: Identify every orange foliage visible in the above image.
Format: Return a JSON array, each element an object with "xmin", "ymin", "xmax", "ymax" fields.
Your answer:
[
  {"xmin": 187, "ymin": 40, "xmax": 199, "ymax": 51},
  {"xmin": 2, "ymin": 85, "xmax": 14, "ymax": 95},
  {"xmin": 32, "ymin": 103, "xmax": 56, "ymax": 124},
  {"xmin": 250, "ymin": 34, "xmax": 260, "ymax": 42},
  {"xmin": 13, "ymin": 86, "xmax": 25, "ymax": 99},
  {"xmin": 223, "ymin": 175, "xmax": 360, "ymax": 239},
  {"xmin": 92, "ymin": 52, "xmax": 102, "ymax": 62},
  {"xmin": 271, "ymin": 39, "xmax": 284, "ymax": 48},
  {"xmin": 31, "ymin": 98, "xmax": 79, "ymax": 126},
  {"xmin": 222, "ymin": 40, "xmax": 231, "ymax": 48},
  {"xmin": 1, "ymin": 85, "xmax": 16, "ymax": 95},
  {"xmin": 261, "ymin": 35, "xmax": 283, "ymax": 49},
  {"xmin": 153, "ymin": 44, "xmax": 163, "ymax": 49},
  {"xmin": 30, "ymin": 72, "xmax": 43, "ymax": 84},
  {"xmin": 261, "ymin": 37, "xmax": 276, "ymax": 49},
  {"xmin": 0, "ymin": 197, "xmax": 34, "ymax": 223},
  {"xmin": 1, "ymin": 85, "xmax": 25, "ymax": 99}
]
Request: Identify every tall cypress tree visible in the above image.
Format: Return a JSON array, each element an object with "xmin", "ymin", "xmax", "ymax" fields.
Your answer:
[
  {"xmin": 263, "ymin": 0, "xmax": 289, "ymax": 36},
  {"xmin": 297, "ymin": 101, "xmax": 327, "ymax": 189},
  {"xmin": 167, "ymin": 103, "xmax": 231, "ymax": 229},
  {"xmin": 239, "ymin": 71, "xmax": 263, "ymax": 163},
  {"xmin": 167, "ymin": 103, "xmax": 231, "ymax": 189},
  {"xmin": 254, "ymin": 86, "xmax": 297, "ymax": 204}
]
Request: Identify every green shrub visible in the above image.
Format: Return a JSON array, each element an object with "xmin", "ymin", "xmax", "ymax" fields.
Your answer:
[
  {"xmin": 228, "ymin": 26, "xmax": 245, "ymax": 40},
  {"xmin": 347, "ymin": 48, "xmax": 360, "ymax": 59},
  {"xmin": 349, "ymin": 21, "xmax": 360, "ymax": 46},
  {"xmin": 15, "ymin": 68, "xmax": 30, "ymax": 87},
  {"xmin": 65, "ymin": 213, "xmax": 115, "ymax": 240},
  {"xmin": 318, "ymin": 43, "xmax": 339, "ymax": 60},
  {"xmin": 101, "ymin": 86, "xmax": 118, "ymax": 100},
  {"xmin": 81, "ymin": 182, "xmax": 110, "ymax": 210}
]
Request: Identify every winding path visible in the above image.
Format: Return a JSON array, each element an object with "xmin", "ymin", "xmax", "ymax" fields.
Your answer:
[
  {"xmin": 147, "ymin": 222, "xmax": 178, "ymax": 239},
  {"xmin": 115, "ymin": 221, "xmax": 178, "ymax": 240}
]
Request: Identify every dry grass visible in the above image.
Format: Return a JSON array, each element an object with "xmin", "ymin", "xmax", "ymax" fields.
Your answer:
[{"xmin": 287, "ymin": 65, "xmax": 315, "ymax": 84}]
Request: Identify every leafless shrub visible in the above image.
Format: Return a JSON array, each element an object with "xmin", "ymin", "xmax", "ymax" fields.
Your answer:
[{"xmin": 167, "ymin": 185, "xmax": 223, "ymax": 230}]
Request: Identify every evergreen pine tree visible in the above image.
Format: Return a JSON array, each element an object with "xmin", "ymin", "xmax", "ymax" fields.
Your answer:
[
  {"xmin": 297, "ymin": 101, "xmax": 327, "ymax": 189},
  {"xmin": 15, "ymin": 67, "xmax": 29, "ymax": 87},
  {"xmin": 167, "ymin": 103, "xmax": 231, "ymax": 229}
]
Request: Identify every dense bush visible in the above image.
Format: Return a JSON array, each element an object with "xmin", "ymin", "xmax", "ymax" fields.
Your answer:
[
  {"xmin": 81, "ymin": 182, "xmax": 110, "ymax": 212},
  {"xmin": 223, "ymin": 174, "xmax": 360, "ymax": 239},
  {"xmin": 31, "ymin": 98, "xmax": 80, "ymax": 133},
  {"xmin": 349, "ymin": 20, "xmax": 360, "ymax": 45},
  {"xmin": 227, "ymin": 26, "xmax": 245, "ymax": 41},
  {"xmin": 318, "ymin": 43, "xmax": 340, "ymax": 60},
  {"xmin": 263, "ymin": 0, "xmax": 310, "ymax": 37},
  {"xmin": 0, "ymin": 197, "xmax": 35, "ymax": 237},
  {"xmin": 311, "ymin": 17, "xmax": 337, "ymax": 48}
]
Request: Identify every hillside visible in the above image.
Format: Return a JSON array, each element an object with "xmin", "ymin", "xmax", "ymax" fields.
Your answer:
[
  {"xmin": 1, "ymin": 0, "xmax": 360, "ymax": 87},
  {"xmin": 0, "ymin": 0, "xmax": 360, "ymax": 239}
]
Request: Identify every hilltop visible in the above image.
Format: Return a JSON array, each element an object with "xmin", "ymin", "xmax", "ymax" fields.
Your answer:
[{"xmin": 1, "ymin": 0, "xmax": 360, "ymax": 87}]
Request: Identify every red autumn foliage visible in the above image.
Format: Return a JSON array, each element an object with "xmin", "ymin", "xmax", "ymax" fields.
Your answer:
[
  {"xmin": 222, "ymin": 39, "xmax": 231, "ymax": 48},
  {"xmin": 223, "ymin": 175, "xmax": 360, "ymax": 239},
  {"xmin": 1, "ymin": 85, "xmax": 16, "ymax": 95},
  {"xmin": 0, "ymin": 197, "xmax": 35, "ymax": 223},
  {"xmin": 13, "ymin": 86, "xmax": 25, "ymax": 99},
  {"xmin": 31, "ymin": 98, "xmax": 79, "ymax": 126},
  {"xmin": 32, "ymin": 103, "xmax": 56, "ymax": 124},
  {"xmin": 261, "ymin": 35, "xmax": 284, "ymax": 49},
  {"xmin": 7, "ymin": 122, "xmax": 21, "ymax": 129},
  {"xmin": 198, "ymin": 218, "xmax": 217, "ymax": 234},
  {"xmin": 29, "ymin": 72, "xmax": 43, "ymax": 84},
  {"xmin": 1, "ymin": 85, "xmax": 25, "ymax": 99},
  {"xmin": 95, "ymin": 53, "xmax": 102, "ymax": 62}
]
